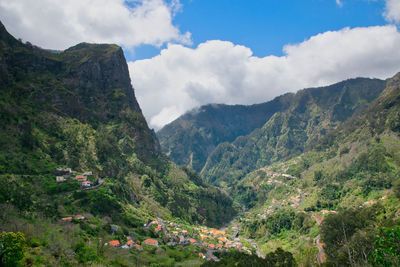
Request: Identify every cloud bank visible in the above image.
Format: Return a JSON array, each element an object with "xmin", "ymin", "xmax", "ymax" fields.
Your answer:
[
  {"xmin": 0, "ymin": 0, "xmax": 190, "ymax": 50},
  {"xmin": 384, "ymin": 0, "xmax": 400, "ymax": 23},
  {"xmin": 130, "ymin": 25, "xmax": 400, "ymax": 129}
]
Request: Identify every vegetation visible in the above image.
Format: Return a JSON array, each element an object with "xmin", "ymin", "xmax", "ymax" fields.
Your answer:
[
  {"xmin": 201, "ymin": 78, "xmax": 385, "ymax": 188},
  {"xmin": 201, "ymin": 248, "xmax": 295, "ymax": 267},
  {"xmin": 0, "ymin": 232, "xmax": 26, "ymax": 267}
]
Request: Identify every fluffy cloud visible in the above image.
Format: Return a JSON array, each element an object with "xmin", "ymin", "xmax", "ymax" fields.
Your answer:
[
  {"xmin": 384, "ymin": 0, "xmax": 400, "ymax": 23},
  {"xmin": 129, "ymin": 25, "xmax": 400, "ymax": 129},
  {"xmin": 336, "ymin": 0, "xmax": 343, "ymax": 8},
  {"xmin": 0, "ymin": 0, "xmax": 190, "ymax": 50}
]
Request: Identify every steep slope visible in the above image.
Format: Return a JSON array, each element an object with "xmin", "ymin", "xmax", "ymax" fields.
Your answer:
[
  {"xmin": 0, "ymin": 20, "xmax": 235, "ymax": 229},
  {"xmin": 232, "ymin": 72, "xmax": 400, "ymax": 266},
  {"xmin": 201, "ymin": 78, "xmax": 386, "ymax": 187},
  {"xmin": 157, "ymin": 98, "xmax": 293, "ymax": 172}
]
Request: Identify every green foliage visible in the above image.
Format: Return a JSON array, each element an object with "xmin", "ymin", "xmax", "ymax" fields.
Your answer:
[
  {"xmin": 243, "ymin": 210, "xmax": 297, "ymax": 238},
  {"xmin": 369, "ymin": 225, "xmax": 400, "ymax": 266},
  {"xmin": 0, "ymin": 232, "xmax": 26, "ymax": 267},
  {"xmin": 394, "ymin": 179, "xmax": 400, "ymax": 198},
  {"xmin": 321, "ymin": 205, "xmax": 387, "ymax": 266},
  {"xmin": 74, "ymin": 241, "xmax": 99, "ymax": 263},
  {"xmin": 201, "ymin": 248, "xmax": 295, "ymax": 267}
]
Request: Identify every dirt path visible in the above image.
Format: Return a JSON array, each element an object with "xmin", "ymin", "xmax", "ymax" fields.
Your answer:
[{"xmin": 314, "ymin": 234, "xmax": 326, "ymax": 265}]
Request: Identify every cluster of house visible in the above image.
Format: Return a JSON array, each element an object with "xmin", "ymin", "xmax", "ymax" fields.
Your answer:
[
  {"xmin": 55, "ymin": 167, "xmax": 95, "ymax": 188},
  {"xmin": 152, "ymin": 218, "xmax": 252, "ymax": 255},
  {"xmin": 105, "ymin": 217, "xmax": 253, "ymax": 261},
  {"xmin": 107, "ymin": 236, "xmax": 148, "ymax": 250}
]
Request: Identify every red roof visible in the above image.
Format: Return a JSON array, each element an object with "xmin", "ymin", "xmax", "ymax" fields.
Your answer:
[
  {"xmin": 134, "ymin": 244, "xmax": 142, "ymax": 249},
  {"xmin": 144, "ymin": 239, "xmax": 158, "ymax": 244},
  {"xmin": 109, "ymin": 240, "xmax": 120, "ymax": 247},
  {"xmin": 82, "ymin": 181, "xmax": 91, "ymax": 184}
]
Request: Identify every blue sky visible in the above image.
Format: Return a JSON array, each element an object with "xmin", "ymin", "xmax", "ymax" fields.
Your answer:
[
  {"xmin": 131, "ymin": 0, "xmax": 388, "ymax": 61},
  {"xmin": 1, "ymin": 0, "xmax": 400, "ymax": 129}
]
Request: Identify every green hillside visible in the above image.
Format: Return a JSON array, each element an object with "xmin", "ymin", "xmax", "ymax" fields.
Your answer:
[
  {"xmin": 226, "ymin": 72, "xmax": 400, "ymax": 266},
  {"xmin": 201, "ymin": 78, "xmax": 386, "ymax": 188},
  {"xmin": 157, "ymin": 98, "xmax": 293, "ymax": 172},
  {"xmin": 0, "ymin": 22, "xmax": 235, "ymax": 266}
]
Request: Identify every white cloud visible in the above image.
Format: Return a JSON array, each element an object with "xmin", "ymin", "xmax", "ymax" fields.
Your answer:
[
  {"xmin": 129, "ymin": 25, "xmax": 400, "ymax": 129},
  {"xmin": 384, "ymin": 0, "xmax": 400, "ymax": 23},
  {"xmin": 0, "ymin": 0, "xmax": 190, "ymax": 50},
  {"xmin": 336, "ymin": 0, "xmax": 343, "ymax": 8}
]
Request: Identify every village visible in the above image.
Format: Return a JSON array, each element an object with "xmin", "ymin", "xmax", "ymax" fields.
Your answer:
[
  {"xmin": 103, "ymin": 217, "xmax": 253, "ymax": 261},
  {"xmin": 55, "ymin": 169, "xmax": 253, "ymax": 261}
]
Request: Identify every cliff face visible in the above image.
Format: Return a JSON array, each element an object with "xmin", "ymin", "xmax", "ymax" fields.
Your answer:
[
  {"xmin": 0, "ymin": 19, "xmax": 165, "ymax": 173},
  {"xmin": 58, "ymin": 43, "xmax": 142, "ymax": 122},
  {"xmin": 0, "ymin": 21, "xmax": 161, "ymax": 168}
]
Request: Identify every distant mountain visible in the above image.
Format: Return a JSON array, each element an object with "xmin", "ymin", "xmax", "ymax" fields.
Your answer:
[
  {"xmin": 200, "ymin": 78, "xmax": 386, "ymax": 187},
  {"xmin": 157, "ymin": 99, "xmax": 293, "ymax": 172}
]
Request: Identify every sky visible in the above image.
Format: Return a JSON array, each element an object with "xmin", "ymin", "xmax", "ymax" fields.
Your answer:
[{"xmin": 1, "ymin": 0, "xmax": 400, "ymax": 129}]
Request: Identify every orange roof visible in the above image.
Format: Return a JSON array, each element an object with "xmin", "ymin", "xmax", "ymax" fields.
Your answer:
[
  {"xmin": 208, "ymin": 243, "xmax": 215, "ymax": 249},
  {"xmin": 189, "ymin": 238, "xmax": 197, "ymax": 243},
  {"xmin": 109, "ymin": 240, "xmax": 120, "ymax": 247},
  {"xmin": 144, "ymin": 239, "xmax": 158, "ymax": 244},
  {"xmin": 126, "ymin": 240, "xmax": 133, "ymax": 246},
  {"xmin": 218, "ymin": 237, "xmax": 227, "ymax": 243},
  {"xmin": 75, "ymin": 175, "xmax": 86, "ymax": 179},
  {"xmin": 157, "ymin": 225, "xmax": 162, "ymax": 229},
  {"xmin": 81, "ymin": 181, "xmax": 91, "ymax": 184},
  {"xmin": 61, "ymin": 217, "xmax": 72, "ymax": 221},
  {"xmin": 134, "ymin": 244, "xmax": 142, "ymax": 248}
]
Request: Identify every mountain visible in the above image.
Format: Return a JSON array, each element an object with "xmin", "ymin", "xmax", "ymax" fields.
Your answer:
[
  {"xmin": 201, "ymin": 78, "xmax": 386, "ymax": 187},
  {"xmin": 157, "ymin": 99, "xmax": 293, "ymax": 172},
  {"xmin": 0, "ymin": 21, "xmax": 236, "ymax": 265}
]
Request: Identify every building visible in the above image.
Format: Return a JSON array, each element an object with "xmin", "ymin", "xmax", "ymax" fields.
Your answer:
[
  {"xmin": 61, "ymin": 217, "xmax": 72, "ymax": 222},
  {"xmin": 81, "ymin": 181, "xmax": 91, "ymax": 188},
  {"xmin": 133, "ymin": 244, "xmax": 143, "ymax": 250},
  {"xmin": 109, "ymin": 240, "xmax": 120, "ymax": 247},
  {"xmin": 143, "ymin": 239, "xmax": 159, "ymax": 247},
  {"xmin": 74, "ymin": 215, "xmax": 85, "ymax": 220},
  {"xmin": 75, "ymin": 175, "xmax": 86, "ymax": 181},
  {"xmin": 56, "ymin": 176, "xmax": 65, "ymax": 183}
]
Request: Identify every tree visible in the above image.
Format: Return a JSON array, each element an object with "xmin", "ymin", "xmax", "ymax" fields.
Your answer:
[
  {"xmin": 369, "ymin": 226, "xmax": 400, "ymax": 266},
  {"xmin": 264, "ymin": 248, "xmax": 296, "ymax": 267},
  {"xmin": 0, "ymin": 232, "xmax": 26, "ymax": 267}
]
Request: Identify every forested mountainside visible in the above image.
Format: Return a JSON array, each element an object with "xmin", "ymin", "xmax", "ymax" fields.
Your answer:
[
  {"xmin": 0, "ymin": 21, "xmax": 236, "ymax": 266},
  {"xmin": 157, "ymin": 98, "xmax": 294, "ymax": 172},
  {"xmin": 201, "ymin": 78, "xmax": 386, "ymax": 188},
  {"xmin": 229, "ymin": 72, "xmax": 400, "ymax": 266}
]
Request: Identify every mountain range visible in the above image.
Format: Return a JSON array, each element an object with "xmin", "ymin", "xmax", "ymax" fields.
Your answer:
[{"xmin": 1, "ymin": 18, "xmax": 400, "ymax": 266}]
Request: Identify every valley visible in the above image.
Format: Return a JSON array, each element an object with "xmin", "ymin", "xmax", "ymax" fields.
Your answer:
[{"xmin": 1, "ymin": 17, "xmax": 400, "ymax": 266}]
